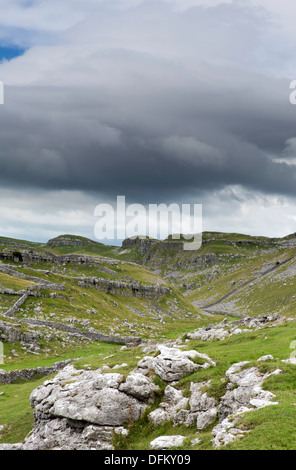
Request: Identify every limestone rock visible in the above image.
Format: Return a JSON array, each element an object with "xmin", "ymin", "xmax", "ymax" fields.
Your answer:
[
  {"xmin": 212, "ymin": 413, "xmax": 249, "ymax": 448},
  {"xmin": 188, "ymin": 327, "xmax": 229, "ymax": 342},
  {"xmin": 258, "ymin": 355, "xmax": 274, "ymax": 362},
  {"xmin": 3, "ymin": 364, "xmax": 161, "ymax": 450},
  {"xmin": 152, "ymin": 346, "xmax": 215, "ymax": 382},
  {"xmin": 118, "ymin": 372, "xmax": 160, "ymax": 403},
  {"xmin": 188, "ymin": 382, "xmax": 217, "ymax": 430},
  {"xmin": 136, "ymin": 345, "xmax": 215, "ymax": 382},
  {"xmin": 187, "ymin": 315, "xmax": 286, "ymax": 343},
  {"xmin": 152, "ymin": 346, "xmax": 199, "ymax": 382},
  {"xmin": 190, "ymin": 437, "xmax": 201, "ymax": 446},
  {"xmin": 149, "ymin": 408, "xmax": 171, "ymax": 426},
  {"xmin": 196, "ymin": 409, "xmax": 217, "ymax": 431},
  {"xmin": 31, "ymin": 366, "xmax": 147, "ymax": 427},
  {"xmin": 149, "ymin": 381, "xmax": 218, "ymax": 431},
  {"xmin": 189, "ymin": 382, "xmax": 216, "ymax": 413},
  {"xmin": 281, "ymin": 358, "xmax": 296, "ymax": 365},
  {"xmin": 148, "ymin": 385, "xmax": 189, "ymax": 426},
  {"xmin": 212, "ymin": 359, "xmax": 281, "ymax": 447},
  {"xmin": 150, "ymin": 435, "xmax": 185, "ymax": 450}
]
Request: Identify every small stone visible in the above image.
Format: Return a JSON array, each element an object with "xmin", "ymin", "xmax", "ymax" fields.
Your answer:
[
  {"xmin": 257, "ymin": 355, "xmax": 273, "ymax": 362},
  {"xmin": 150, "ymin": 435, "xmax": 185, "ymax": 450},
  {"xmin": 190, "ymin": 437, "xmax": 201, "ymax": 446}
]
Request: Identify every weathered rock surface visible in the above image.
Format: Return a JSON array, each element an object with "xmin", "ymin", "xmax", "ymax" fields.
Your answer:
[
  {"xmin": 148, "ymin": 354, "xmax": 281, "ymax": 449},
  {"xmin": 0, "ymin": 320, "xmax": 40, "ymax": 345},
  {"xmin": 122, "ymin": 237, "xmax": 158, "ymax": 254},
  {"xmin": 30, "ymin": 366, "xmax": 157, "ymax": 426},
  {"xmin": 136, "ymin": 345, "xmax": 215, "ymax": 382},
  {"xmin": 47, "ymin": 236, "xmax": 101, "ymax": 248},
  {"xmin": 149, "ymin": 385, "xmax": 189, "ymax": 426},
  {"xmin": 118, "ymin": 371, "xmax": 159, "ymax": 403},
  {"xmin": 0, "ymin": 340, "xmax": 280, "ymax": 450},
  {"xmin": 150, "ymin": 435, "xmax": 185, "ymax": 450},
  {"xmin": 0, "ymin": 364, "xmax": 160, "ymax": 450},
  {"xmin": 149, "ymin": 381, "xmax": 217, "ymax": 431},
  {"xmin": 211, "ymin": 360, "xmax": 282, "ymax": 447},
  {"xmin": 187, "ymin": 314, "xmax": 287, "ymax": 342},
  {"xmin": 189, "ymin": 382, "xmax": 217, "ymax": 430},
  {"xmin": 22, "ymin": 418, "xmax": 127, "ymax": 451},
  {"xmin": 77, "ymin": 276, "xmax": 170, "ymax": 300}
]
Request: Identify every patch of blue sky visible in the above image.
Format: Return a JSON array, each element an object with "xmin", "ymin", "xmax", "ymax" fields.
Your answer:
[
  {"xmin": 0, "ymin": 45, "xmax": 27, "ymax": 61},
  {"xmin": 0, "ymin": 23, "xmax": 59, "ymax": 61}
]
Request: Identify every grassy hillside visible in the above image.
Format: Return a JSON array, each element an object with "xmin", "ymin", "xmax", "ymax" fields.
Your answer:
[
  {"xmin": 1, "ymin": 319, "xmax": 296, "ymax": 449},
  {"xmin": 0, "ymin": 231, "xmax": 296, "ymax": 449}
]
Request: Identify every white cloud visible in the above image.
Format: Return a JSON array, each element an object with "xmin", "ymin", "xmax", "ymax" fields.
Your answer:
[
  {"xmin": 0, "ymin": 188, "xmax": 102, "ymax": 242},
  {"xmin": 1, "ymin": 185, "xmax": 295, "ymax": 244},
  {"xmin": 165, "ymin": 0, "xmax": 233, "ymax": 10},
  {"xmin": 201, "ymin": 185, "xmax": 296, "ymax": 238}
]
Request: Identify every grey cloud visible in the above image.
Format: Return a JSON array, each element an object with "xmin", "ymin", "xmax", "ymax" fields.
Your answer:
[
  {"xmin": 0, "ymin": 1, "xmax": 296, "ymax": 210},
  {"xmin": 1, "ymin": 72, "xmax": 296, "ymax": 204}
]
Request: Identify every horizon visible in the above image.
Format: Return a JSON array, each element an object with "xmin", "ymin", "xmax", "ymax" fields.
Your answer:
[{"xmin": 0, "ymin": 228, "xmax": 295, "ymax": 247}]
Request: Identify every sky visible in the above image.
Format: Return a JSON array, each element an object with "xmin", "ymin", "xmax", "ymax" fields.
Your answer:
[{"xmin": 0, "ymin": 0, "xmax": 296, "ymax": 244}]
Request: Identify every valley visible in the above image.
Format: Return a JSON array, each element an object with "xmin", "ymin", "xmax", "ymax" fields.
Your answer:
[{"xmin": 0, "ymin": 231, "xmax": 296, "ymax": 450}]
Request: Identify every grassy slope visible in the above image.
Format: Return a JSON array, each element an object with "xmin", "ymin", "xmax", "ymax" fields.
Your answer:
[
  {"xmin": 1, "ymin": 321, "xmax": 296, "ymax": 449},
  {"xmin": 2, "ymin": 259, "xmax": 205, "ymax": 340},
  {"xmin": 1, "ymin": 232, "xmax": 296, "ymax": 449},
  {"xmin": 114, "ymin": 321, "xmax": 296, "ymax": 450}
]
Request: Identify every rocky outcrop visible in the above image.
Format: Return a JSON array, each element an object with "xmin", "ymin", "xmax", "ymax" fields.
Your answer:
[
  {"xmin": 0, "ymin": 250, "xmax": 109, "ymax": 266},
  {"xmin": 211, "ymin": 359, "xmax": 282, "ymax": 447},
  {"xmin": 148, "ymin": 385, "xmax": 189, "ymax": 426},
  {"xmin": 1, "ymin": 365, "xmax": 160, "ymax": 450},
  {"xmin": 0, "ymin": 342, "xmax": 280, "ymax": 450},
  {"xmin": 148, "ymin": 356, "xmax": 280, "ymax": 449},
  {"xmin": 122, "ymin": 237, "xmax": 158, "ymax": 254},
  {"xmin": 0, "ymin": 249, "xmax": 54, "ymax": 264},
  {"xmin": 187, "ymin": 314, "xmax": 288, "ymax": 342},
  {"xmin": 0, "ymin": 235, "xmax": 102, "ymax": 264},
  {"xmin": 0, "ymin": 319, "xmax": 40, "ymax": 345},
  {"xmin": 0, "ymin": 265, "xmax": 65, "ymax": 290},
  {"xmin": 148, "ymin": 381, "xmax": 217, "ymax": 431},
  {"xmin": 77, "ymin": 277, "xmax": 171, "ymax": 300},
  {"xmin": 136, "ymin": 345, "xmax": 215, "ymax": 382},
  {"xmin": 150, "ymin": 435, "xmax": 185, "ymax": 450}
]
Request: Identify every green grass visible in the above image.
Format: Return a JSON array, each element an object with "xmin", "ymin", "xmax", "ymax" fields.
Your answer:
[
  {"xmin": 0, "ymin": 272, "xmax": 35, "ymax": 291},
  {"xmin": 0, "ymin": 342, "xmax": 123, "ymax": 444},
  {"xmin": 1, "ymin": 319, "xmax": 296, "ymax": 449},
  {"xmin": 0, "ymin": 342, "xmax": 120, "ymax": 371},
  {"xmin": 1, "ymin": 232, "xmax": 296, "ymax": 449},
  {"xmin": 225, "ymin": 365, "xmax": 296, "ymax": 450},
  {"xmin": 112, "ymin": 321, "xmax": 296, "ymax": 450},
  {"xmin": 0, "ymin": 374, "xmax": 55, "ymax": 444}
]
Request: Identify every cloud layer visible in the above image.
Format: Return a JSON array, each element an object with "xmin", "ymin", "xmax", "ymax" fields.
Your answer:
[{"xmin": 0, "ymin": 0, "xmax": 296, "ymax": 241}]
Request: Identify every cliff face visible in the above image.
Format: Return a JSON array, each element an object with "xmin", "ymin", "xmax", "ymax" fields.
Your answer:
[
  {"xmin": 77, "ymin": 276, "xmax": 171, "ymax": 300},
  {"xmin": 122, "ymin": 237, "xmax": 158, "ymax": 254},
  {"xmin": 0, "ymin": 249, "xmax": 101, "ymax": 265}
]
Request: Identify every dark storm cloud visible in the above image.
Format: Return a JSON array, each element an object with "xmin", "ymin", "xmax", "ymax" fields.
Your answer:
[
  {"xmin": 0, "ymin": 73, "xmax": 296, "ymax": 203},
  {"xmin": 0, "ymin": 0, "xmax": 296, "ymax": 207}
]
